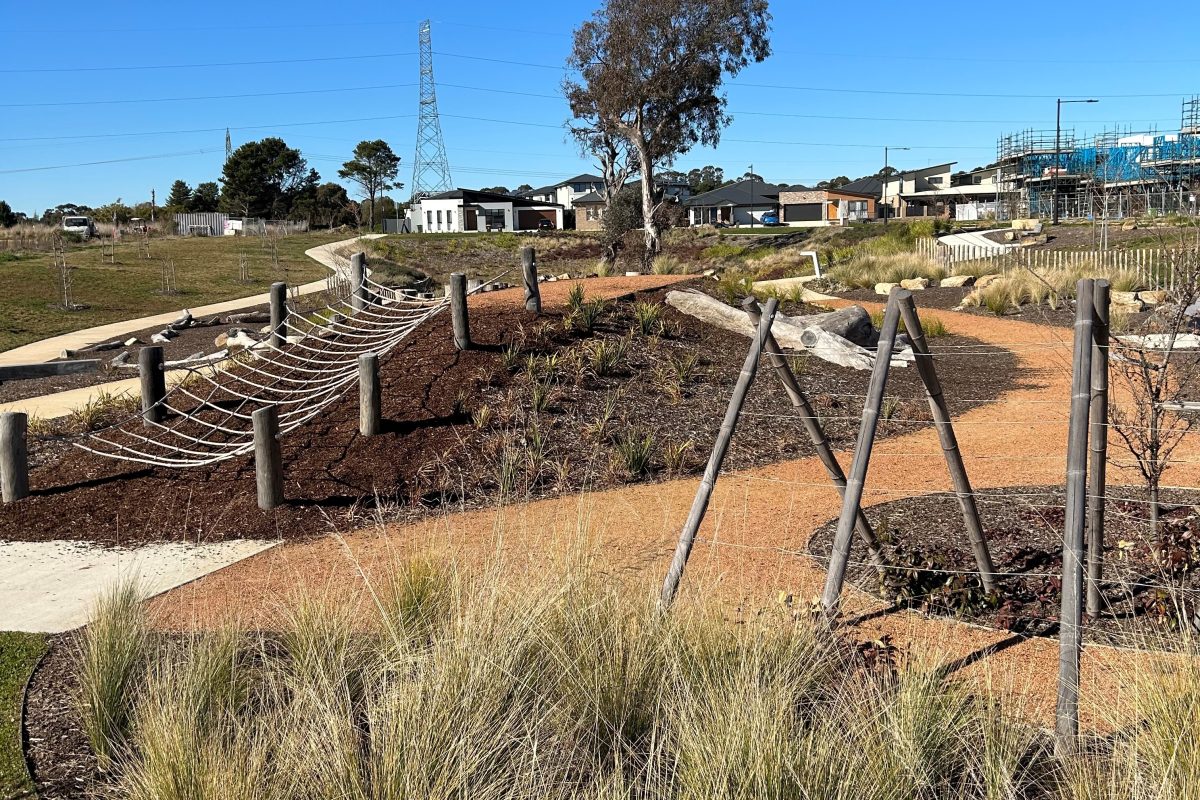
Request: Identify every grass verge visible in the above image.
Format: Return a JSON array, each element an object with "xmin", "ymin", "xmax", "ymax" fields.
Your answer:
[{"xmin": 0, "ymin": 631, "xmax": 47, "ymax": 799}]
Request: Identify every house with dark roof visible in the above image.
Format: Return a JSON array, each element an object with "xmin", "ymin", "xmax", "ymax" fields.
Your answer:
[
  {"xmin": 411, "ymin": 188, "xmax": 563, "ymax": 233},
  {"xmin": 682, "ymin": 179, "xmax": 781, "ymax": 226},
  {"xmin": 520, "ymin": 174, "xmax": 606, "ymax": 210},
  {"xmin": 570, "ymin": 176, "xmax": 694, "ymax": 231},
  {"xmin": 776, "ymin": 185, "xmax": 876, "ymax": 227}
]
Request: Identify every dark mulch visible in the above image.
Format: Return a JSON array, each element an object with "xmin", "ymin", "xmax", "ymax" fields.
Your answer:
[
  {"xmin": 808, "ymin": 485, "xmax": 1200, "ymax": 645},
  {"xmin": 0, "ymin": 283, "xmax": 1020, "ymax": 547},
  {"xmin": 22, "ymin": 632, "xmax": 107, "ymax": 800}
]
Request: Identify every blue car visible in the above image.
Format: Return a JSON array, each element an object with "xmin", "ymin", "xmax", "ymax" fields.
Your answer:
[{"xmin": 759, "ymin": 212, "xmax": 780, "ymax": 226}]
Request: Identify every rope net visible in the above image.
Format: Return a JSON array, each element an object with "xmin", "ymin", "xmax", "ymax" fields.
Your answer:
[{"xmin": 74, "ymin": 285, "xmax": 450, "ymax": 468}]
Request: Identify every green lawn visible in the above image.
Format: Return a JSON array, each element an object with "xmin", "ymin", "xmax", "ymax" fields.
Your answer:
[
  {"xmin": 0, "ymin": 231, "xmax": 348, "ymax": 353},
  {"xmin": 0, "ymin": 632, "xmax": 46, "ymax": 799}
]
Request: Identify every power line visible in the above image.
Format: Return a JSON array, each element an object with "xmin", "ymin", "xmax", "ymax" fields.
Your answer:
[
  {"xmin": 736, "ymin": 82, "xmax": 1200, "ymax": 100},
  {"xmin": 0, "ymin": 82, "xmax": 419, "ymax": 108},
  {"xmin": 0, "ymin": 114, "xmax": 417, "ymax": 143},
  {"xmin": 0, "ymin": 149, "xmax": 218, "ymax": 175},
  {"xmin": 0, "ymin": 52, "xmax": 417, "ymax": 74}
]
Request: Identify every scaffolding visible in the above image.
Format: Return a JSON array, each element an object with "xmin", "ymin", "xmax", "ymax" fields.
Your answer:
[{"xmin": 997, "ymin": 97, "xmax": 1200, "ymax": 220}]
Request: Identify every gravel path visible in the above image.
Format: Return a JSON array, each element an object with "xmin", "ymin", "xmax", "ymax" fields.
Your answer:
[{"xmin": 148, "ymin": 288, "xmax": 1200, "ymax": 731}]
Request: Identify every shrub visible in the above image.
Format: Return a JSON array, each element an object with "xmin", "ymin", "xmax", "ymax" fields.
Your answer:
[
  {"xmin": 572, "ymin": 298, "xmax": 610, "ymax": 334},
  {"xmin": 612, "ymin": 429, "xmax": 655, "ymax": 476},
  {"xmin": 586, "ymin": 335, "xmax": 630, "ymax": 377},
  {"xmin": 651, "ymin": 254, "xmax": 686, "ymax": 275},
  {"xmin": 78, "ymin": 581, "xmax": 147, "ymax": 770},
  {"xmin": 716, "ymin": 271, "xmax": 754, "ymax": 305},
  {"xmin": 829, "ymin": 253, "xmax": 946, "ymax": 289},
  {"xmin": 565, "ymin": 283, "xmax": 586, "ymax": 314},
  {"xmin": 632, "ymin": 301, "xmax": 664, "ymax": 335}
]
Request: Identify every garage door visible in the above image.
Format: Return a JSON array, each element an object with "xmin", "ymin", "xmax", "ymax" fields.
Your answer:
[
  {"xmin": 517, "ymin": 209, "xmax": 556, "ymax": 230},
  {"xmin": 782, "ymin": 203, "xmax": 822, "ymax": 222}
]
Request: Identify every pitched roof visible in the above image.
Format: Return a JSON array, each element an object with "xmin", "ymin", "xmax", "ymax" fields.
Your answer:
[
  {"xmin": 522, "ymin": 173, "xmax": 605, "ymax": 196},
  {"xmin": 574, "ymin": 191, "xmax": 604, "ymax": 204},
  {"xmin": 838, "ymin": 176, "xmax": 883, "ymax": 197},
  {"xmin": 424, "ymin": 188, "xmax": 563, "ymax": 208},
  {"xmin": 683, "ymin": 179, "xmax": 780, "ymax": 207}
]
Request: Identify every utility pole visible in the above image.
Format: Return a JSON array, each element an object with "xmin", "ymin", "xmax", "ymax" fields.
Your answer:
[
  {"xmin": 749, "ymin": 163, "xmax": 755, "ymax": 229},
  {"xmin": 150, "ymin": 189, "xmax": 156, "ymax": 223},
  {"xmin": 883, "ymin": 146, "xmax": 909, "ymax": 227},
  {"xmin": 1053, "ymin": 98, "xmax": 1099, "ymax": 225}
]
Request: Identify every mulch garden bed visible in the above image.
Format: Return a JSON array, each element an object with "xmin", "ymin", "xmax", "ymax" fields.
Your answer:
[
  {"xmin": 808, "ymin": 485, "xmax": 1200, "ymax": 645},
  {"xmin": 0, "ymin": 280, "xmax": 1019, "ymax": 547}
]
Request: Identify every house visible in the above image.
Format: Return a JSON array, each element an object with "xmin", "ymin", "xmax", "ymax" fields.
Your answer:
[
  {"xmin": 880, "ymin": 163, "xmax": 1013, "ymax": 220},
  {"xmin": 683, "ymin": 179, "xmax": 780, "ymax": 226},
  {"xmin": 775, "ymin": 185, "xmax": 875, "ymax": 227},
  {"xmin": 571, "ymin": 176, "xmax": 694, "ymax": 231},
  {"xmin": 520, "ymin": 173, "xmax": 606, "ymax": 210},
  {"xmin": 411, "ymin": 189, "xmax": 563, "ymax": 233}
]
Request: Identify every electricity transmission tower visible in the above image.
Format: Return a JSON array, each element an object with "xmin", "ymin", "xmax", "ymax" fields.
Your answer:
[
  {"xmin": 411, "ymin": 19, "xmax": 453, "ymax": 200},
  {"xmin": 225, "ymin": 128, "xmax": 232, "ymax": 160}
]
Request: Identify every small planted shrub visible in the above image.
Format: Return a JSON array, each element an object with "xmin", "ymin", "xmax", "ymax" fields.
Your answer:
[
  {"xmin": 613, "ymin": 429, "xmax": 655, "ymax": 477},
  {"xmin": 78, "ymin": 581, "xmax": 147, "ymax": 770},
  {"xmin": 565, "ymin": 283, "xmax": 586, "ymax": 314},
  {"xmin": 632, "ymin": 301, "xmax": 664, "ymax": 336},
  {"xmin": 663, "ymin": 439, "xmax": 693, "ymax": 475},
  {"xmin": 572, "ymin": 298, "xmax": 610, "ymax": 334},
  {"xmin": 716, "ymin": 271, "xmax": 754, "ymax": 305},
  {"xmin": 586, "ymin": 336, "xmax": 630, "ymax": 377}
]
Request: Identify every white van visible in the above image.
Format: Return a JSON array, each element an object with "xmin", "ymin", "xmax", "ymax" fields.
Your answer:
[{"xmin": 62, "ymin": 216, "xmax": 96, "ymax": 239}]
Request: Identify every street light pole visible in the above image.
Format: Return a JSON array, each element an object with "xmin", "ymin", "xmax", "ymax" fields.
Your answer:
[
  {"xmin": 883, "ymin": 146, "xmax": 909, "ymax": 227},
  {"xmin": 1053, "ymin": 98, "xmax": 1099, "ymax": 225},
  {"xmin": 749, "ymin": 163, "xmax": 755, "ymax": 229}
]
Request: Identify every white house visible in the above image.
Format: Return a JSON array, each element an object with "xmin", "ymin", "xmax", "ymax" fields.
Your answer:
[
  {"xmin": 521, "ymin": 174, "xmax": 606, "ymax": 210},
  {"xmin": 411, "ymin": 189, "xmax": 564, "ymax": 233},
  {"xmin": 682, "ymin": 179, "xmax": 780, "ymax": 226}
]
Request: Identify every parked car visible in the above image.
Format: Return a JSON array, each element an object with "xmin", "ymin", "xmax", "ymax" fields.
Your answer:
[
  {"xmin": 62, "ymin": 216, "xmax": 96, "ymax": 239},
  {"xmin": 760, "ymin": 212, "xmax": 781, "ymax": 226},
  {"xmin": 537, "ymin": 219, "xmax": 555, "ymax": 230}
]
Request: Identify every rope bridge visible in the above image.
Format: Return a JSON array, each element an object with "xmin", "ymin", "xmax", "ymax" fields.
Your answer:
[{"xmin": 74, "ymin": 275, "xmax": 450, "ymax": 468}]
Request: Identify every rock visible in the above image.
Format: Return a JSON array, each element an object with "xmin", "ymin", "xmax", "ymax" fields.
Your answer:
[
  {"xmin": 900, "ymin": 277, "xmax": 929, "ymax": 290},
  {"xmin": 625, "ymin": 271, "xmax": 642, "ymax": 277},
  {"xmin": 110, "ymin": 351, "xmax": 130, "ymax": 367},
  {"xmin": 556, "ymin": 273, "xmax": 570, "ymax": 280},
  {"xmin": 939, "ymin": 275, "xmax": 975, "ymax": 288},
  {"xmin": 546, "ymin": 276, "xmax": 557, "ymax": 282},
  {"xmin": 170, "ymin": 310, "xmax": 193, "ymax": 329},
  {"xmin": 59, "ymin": 349, "xmax": 76, "ymax": 360},
  {"xmin": 1003, "ymin": 231, "xmax": 1017, "ymax": 242},
  {"xmin": 1114, "ymin": 299, "xmax": 1145, "ymax": 313},
  {"xmin": 215, "ymin": 332, "xmax": 229, "ymax": 348},
  {"xmin": 875, "ymin": 282, "xmax": 898, "ymax": 296},
  {"xmin": 1139, "ymin": 290, "xmax": 1168, "ymax": 305},
  {"xmin": 974, "ymin": 274, "xmax": 1004, "ymax": 288},
  {"xmin": 225, "ymin": 329, "xmax": 263, "ymax": 351},
  {"xmin": 702, "ymin": 269, "xmax": 717, "ymax": 277},
  {"xmin": 1111, "ymin": 291, "xmax": 1140, "ymax": 305},
  {"xmin": 260, "ymin": 324, "xmax": 272, "ymax": 334},
  {"xmin": 123, "ymin": 337, "xmax": 141, "ymax": 346},
  {"xmin": 1121, "ymin": 219, "xmax": 1139, "ymax": 231},
  {"xmin": 151, "ymin": 333, "xmax": 171, "ymax": 344}
]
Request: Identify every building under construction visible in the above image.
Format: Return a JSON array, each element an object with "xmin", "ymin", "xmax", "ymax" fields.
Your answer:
[{"xmin": 997, "ymin": 96, "xmax": 1200, "ymax": 220}]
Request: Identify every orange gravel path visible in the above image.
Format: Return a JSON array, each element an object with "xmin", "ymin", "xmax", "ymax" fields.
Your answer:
[{"xmin": 151, "ymin": 281, "xmax": 1200, "ymax": 730}]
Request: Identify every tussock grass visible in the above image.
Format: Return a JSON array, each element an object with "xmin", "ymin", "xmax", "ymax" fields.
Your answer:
[
  {"xmin": 77, "ymin": 556, "xmax": 1200, "ymax": 799},
  {"xmin": 830, "ymin": 253, "xmax": 948, "ymax": 289},
  {"xmin": 962, "ymin": 267, "xmax": 1144, "ymax": 314}
]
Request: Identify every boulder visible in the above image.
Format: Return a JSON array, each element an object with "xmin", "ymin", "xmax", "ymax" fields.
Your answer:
[
  {"xmin": 1111, "ymin": 291, "xmax": 1140, "ymax": 306},
  {"xmin": 1121, "ymin": 219, "xmax": 1139, "ymax": 231},
  {"xmin": 225, "ymin": 329, "xmax": 263, "ymax": 351},
  {"xmin": 123, "ymin": 337, "xmax": 141, "ymax": 346},
  {"xmin": 1114, "ymin": 299, "xmax": 1145, "ymax": 313},
  {"xmin": 900, "ymin": 277, "xmax": 929, "ymax": 290},
  {"xmin": 625, "ymin": 271, "xmax": 642, "ymax": 277},
  {"xmin": 939, "ymin": 275, "xmax": 975, "ymax": 288},
  {"xmin": 1139, "ymin": 290, "xmax": 1168, "ymax": 305},
  {"xmin": 974, "ymin": 274, "xmax": 1004, "ymax": 288},
  {"xmin": 1003, "ymin": 231, "xmax": 1017, "ymax": 242},
  {"xmin": 150, "ymin": 333, "xmax": 172, "ymax": 344},
  {"xmin": 215, "ymin": 332, "xmax": 229, "ymax": 348},
  {"xmin": 875, "ymin": 282, "xmax": 898, "ymax": 296}
]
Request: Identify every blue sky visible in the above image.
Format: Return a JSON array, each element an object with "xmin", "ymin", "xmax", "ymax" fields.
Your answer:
[{"xmin": 3, "ymin": 1, "xmax": 1200, "ymax": 213}]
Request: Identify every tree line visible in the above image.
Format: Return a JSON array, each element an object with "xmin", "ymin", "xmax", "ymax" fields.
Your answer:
[{"xmin": 1, "ymin": 138, "xmax": 404, "ymax": 232}]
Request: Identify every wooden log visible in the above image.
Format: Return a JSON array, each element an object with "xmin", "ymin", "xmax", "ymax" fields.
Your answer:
[
  {"xmin": 1056, "ymin": 278, "xmax": 1095, "ymax": 758},
  {"xmin": 522, "ymin": 247, "xmax": 541, "ymax": 313},
  {"xmin": 661, "ymin": 298, "xmax": 778, "ymax": 609},
  {"xmin": 743, "ymin": 298, "xmax": 884, "ymax": 569},
  {"xmin": 0, "ymin": 412, "xmax": 30, "ymax": 504},
  {"xmin": 227, "ymin": 311, "xmax": 270, "ymax": 324},
  {"xmin": 351, "ymin": 252, "xmax": 367, "ymax": 313},
  {"xmin": 821, "ymin": 289, "xmax": 902, "ymax": 616},
  {"xmin": 896, "ymin": 290, "xmax": 997, "ymax": 593},
  {"xmin": 269, "ymin": 282, "xmax": 287, "ymax": 349},
  {"xmin": 253, "ymin": 405, "xmax": 284, "ymax": 511},
  {"xmin": 359, "ymin": 353, "xmax": 381, "ymax": 436},
  {"xmin": 138, "ymin": 346, "xmax": 167, "ymax": 424},
  {"xmin": 0, "ymin": 360, "xmax": 101, "ymax": 381},
  {"xmin": 1087, "ymin": 280, "xmax": 1111, "ymax": 617},
  {"xmin": 805, "ymin": 304, "xmax": 875, "ymax": 345},
  {"xmin": 450, "ymin": 272, "xmax": 470, "ymax": 350}
]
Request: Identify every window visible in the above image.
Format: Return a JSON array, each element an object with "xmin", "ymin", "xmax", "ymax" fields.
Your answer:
[
  {"xmin": 436, "ymin": 210, "xmax": 443, "ymax": 223},
  {"xmin": 447, "ymin": 210, "xmax": 454, "ymax": 227},
  {"xmin": 586, "ymin": 207, "xmax": 600, "ymax": 221},
  {"xmin": 928, "ymin": 176, "xmax": 944, "ymax": 185},
  {"xmin": 426, "ymin": 210, "xmax": 432, "ymax": 226},
  {"xmin": 482, "ymin": 208, "xmax": 505, "ymax": 230}
]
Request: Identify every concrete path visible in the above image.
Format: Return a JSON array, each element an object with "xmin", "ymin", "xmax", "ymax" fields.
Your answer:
[
  {"xmin": 0, "ymin": 234, "xmax": 385, "ymax": 419},
  {"xmin": 0, "ymin": 233, "xmax": 383, "ymax": 367},
  {"xmin": 0, "ymin": 539, "xmax": 277, "ymax": 632}
]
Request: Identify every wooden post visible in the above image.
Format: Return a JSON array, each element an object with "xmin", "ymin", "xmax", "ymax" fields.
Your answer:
[
  {"xmin": 138, "ymin": 345, "xmax": 167, "ymax": 424},
  {"xmin": 521, "ymin": 247, "xmax": 541, "ymax": 313},
  {"xmin": 1086, "ymin": 280, "xmax": 1111, "ymax": 617},
  {"xmin": 1056, "ymin": 278, "xmax": 1095, "ymax": 758},
  {"xmin": 0, "ymin": 412, "xmax": 30, "ymax": 504},
  {"xmin": 253, "ymin": 405, "xmax": 284, "ymax": 511},
  {"xmin": 896, "ymin": 290, "xmax": 998, "ymax": 593},
  {"xmin": 660, "ymin": 298, "xmax": 779, "ymax": 608},
  {"xmin": 742, "ymin": 298, "xmax": 884, "ymax": 569},
  {"xmin": 350, "ymin": 252, "xmax": 367, "ymax": 313},
  {"xmin": 358, "ymin": 352, "xmax": 381, "ymax": 436},
  {"xmin": 269, "ymin": 281, "xmax": 287, "ymax": 348},
  {"xmin": 450, "ymin": 272, "xmax": 470, "ymax": 350},
  {"xmin": 821, "ymin": 289, "xmax": 902, "ymax": 616}
]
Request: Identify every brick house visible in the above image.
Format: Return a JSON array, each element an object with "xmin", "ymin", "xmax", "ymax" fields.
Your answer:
[{"xmin": 776, "ymin": 186, "xmax": 875, "ymax": 227}]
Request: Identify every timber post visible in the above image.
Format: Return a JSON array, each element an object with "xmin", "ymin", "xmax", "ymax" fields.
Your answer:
[
  {"xmin": 896, "ymin": 290, "xmax": 997, "ymax": 593},
  {"xmin": 253, "ymin": 405, "xmax": 284, "ymax": 512},
  {"xmin": 350, "ymin": 252, "xmax": 368, "ymax": 313},
  {"xmin": 269, "ymin": 281, "xmax": 287, "ymax": 349},
  {"xmin": 742, "ymin": 297, "xmax": 884, "ymax": 569},
  {"xmin": 1056, "ymin": 278, "xmax": 1096, "ymax": 757},
  {"xmin": 820, "ymin": 289, "xmax": 902, "ymax": 617},
  {"xmin": 0, "ymin": 412, "xmax": 30, "ymax": 504},
  {"xmin": 521, "ymin": 247, "xmax": 541, "ymax": 313},
  {"xmin": 359, "ymin": 352, "xmax": 381, "ymax": 436},
  {"xmin": 450, "ymin": 272, "xmax": 471, "ymax": 350},
  {"xmin": 660, "ymin": 297, "xmax": 779, "ymax": 609},
  {"xmin": 1086, "ymin": 280, "xmax": 1111, "ymax": 617},
  {"xmin": 138, "ymin": 345, "xmax": 167, "ymax": 424}
]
